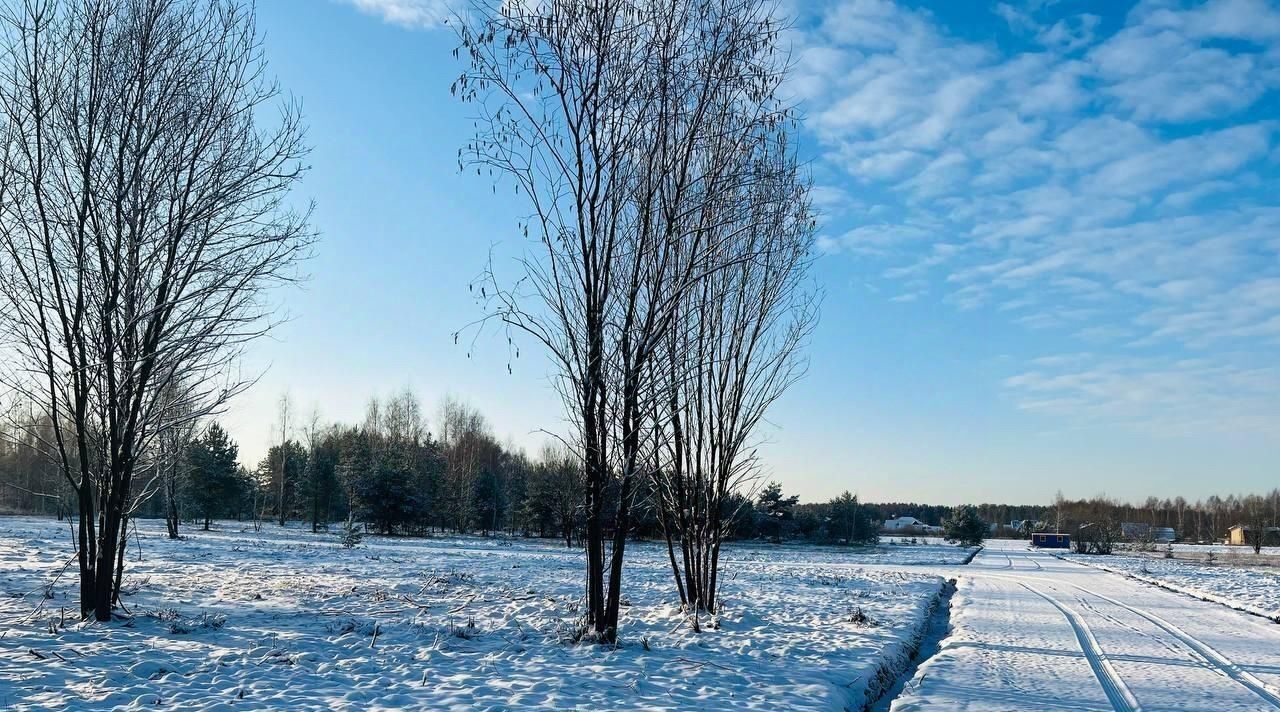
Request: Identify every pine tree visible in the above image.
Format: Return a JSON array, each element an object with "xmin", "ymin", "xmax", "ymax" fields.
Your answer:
[
  {"xmin": 339, "ymin": 516, "xmax": 363, "ymax": 549},
  {"xmin": 943, "ymin": 505, "xmax": 986, "ymax": 547},
  {"xmin": 186, "ymin": 424, "xmax": 241, "ymax": 530},
  {"xmin": 827, "ymin": 491, "xmax": 878, "ymax": 545},
  {"xmin": 757, "ymin": 481, "xmax": 799, "ymax": 543}
]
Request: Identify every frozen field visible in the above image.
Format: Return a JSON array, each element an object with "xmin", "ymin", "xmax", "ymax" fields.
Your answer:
[
  {"xmin": 0, "ymin": 516, "xmax": 949, "ymax": 711},
  {"xmin": 1060, "ymin": 552, "xmax": 1280, "ymax": 621}
]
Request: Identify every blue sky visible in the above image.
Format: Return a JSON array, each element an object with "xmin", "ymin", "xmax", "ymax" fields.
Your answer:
[{"xmin": 224, "ymin": 0, "xmax": 1280, "ymax": 506}]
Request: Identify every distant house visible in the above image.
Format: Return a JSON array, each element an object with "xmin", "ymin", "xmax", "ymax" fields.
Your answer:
[
  {"xmin": 883, "ymin": 516, "xmax": 924, "ymax": 532},
  {"xmin": 882, "ymin": 516, "xmax": 942, "ymax": 535},
  {"xmin": 1227, "ymin": 524, "xmax": 1280, "ymax": 547},
  {"xmin": 1120, "ymin": 522, "xmax": 1176, "ymax": 543}
]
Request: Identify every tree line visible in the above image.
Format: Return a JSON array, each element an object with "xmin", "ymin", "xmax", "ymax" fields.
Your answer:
[
  {"xmin": 162, "ymin": 391, "xmax": 584, "ymax": 543},
  {"xmin": 0, "ymin": 393, "xmax": 879, "ymax": 550},
  {"xmin": 7, "ymin": 410, "xmax": 1273, "ymax": 558},
  {"xmin": 1047, "ymin": 491, "xmax": 1280, "ymax": 554}
]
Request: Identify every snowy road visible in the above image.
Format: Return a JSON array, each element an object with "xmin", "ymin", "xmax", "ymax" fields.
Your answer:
[{"xmin": 892, "ymin": 539, "xmax": 1280, "ymax": 711}]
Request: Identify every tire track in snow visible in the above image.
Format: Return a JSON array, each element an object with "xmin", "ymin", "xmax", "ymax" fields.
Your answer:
[
  {"xmin": 984, "ymin": 569, "xmax": 1280, "ymax": 710},
  {"xmin": 1067, "ymin": 582, "xmax": 1280, "ymax": 709},
  {"xmin": 1007, "ymin": 550, "xmax": 1043, "ymax": 571},
  {"xmin": 1018, "ymin": 582, "xmax": 1143, "ymax": 712},
  {"xmin": 1072, "ymin": 593, "xmax": 1186, "ymax": 662}
]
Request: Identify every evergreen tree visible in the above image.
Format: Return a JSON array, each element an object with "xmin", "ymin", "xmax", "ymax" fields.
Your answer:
[
  {"xmin": 757, "ymin": 481, "xmax": 799, "ymax": 543},
  {"xmin": 259, "ymin": 440, "xmax": 307, "ymax": 525},
  {"xmin": 186, "ymin": 423, "xmax": 241, "ymax": 530},
  {"xmin": 338, "ymin": 427, "xmax": 444, "ymax": 535},
  {"xmin": 827, "ymin": 491, "xmax": 878, "ymax": 545},
  {"xmin": 522, "ymin": 447, "xmax": 581, "ymax": 546},
  {"xmin": 300, "ymin": 432, "xmax": 342, "ymax": 532},
  {"xmin": 944, "ymin": 504, "xmax": 986, "ymax": 547},
  {"xmin": 472, "ymin": 464, "xmax": 506, "ymax": 536}
]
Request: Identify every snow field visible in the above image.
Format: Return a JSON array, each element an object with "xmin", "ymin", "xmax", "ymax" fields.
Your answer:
[
  {"xmin": 1060, "ymin": 551, "xmax": 1280, "ymax": 621},
  {"xmin": 0, "ymin": 517, "xmax": 951, "ymax": 711}
]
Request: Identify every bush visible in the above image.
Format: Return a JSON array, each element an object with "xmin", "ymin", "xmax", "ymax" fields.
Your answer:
[{"xmin": 339, "ymin": 517, "xmax": 363, "ymax": 549}]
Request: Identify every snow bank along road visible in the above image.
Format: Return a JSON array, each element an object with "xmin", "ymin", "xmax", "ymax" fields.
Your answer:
[{"xmin": 891, "ymin": 538, "xmax": 1280, "ymax": 711}]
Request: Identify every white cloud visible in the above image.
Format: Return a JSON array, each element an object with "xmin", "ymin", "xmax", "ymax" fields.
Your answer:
[
  {"xmin": 1149, "ymin": 0, "xmax": 1280, "ymax": 42},
  {"xmin": 800, "ymin": 0, "xmax": 1280, "ymax": 433},
  {"xmin": 338, "ymin": 0, "xmax": 452, "ymax": 28},
  {"xmin": 1085, "ymin": 124, "xmax": 1272, "ymax": 197},
  {"xmin": 1003, "ymin": 355, "xmax": 1280, "ymax": 435}
]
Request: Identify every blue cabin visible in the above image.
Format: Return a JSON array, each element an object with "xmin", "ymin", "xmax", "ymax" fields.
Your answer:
[{"xmin": 1031, "ymin": 532, "xmax": 1070, "ymax": 549}]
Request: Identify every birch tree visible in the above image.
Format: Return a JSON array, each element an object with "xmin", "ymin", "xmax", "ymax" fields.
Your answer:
[
  {"xmin": 274, "ymin": 392, "xmax": 293, "ymax": 525},
  {"xmin": 0, "ymin": 0, "xmax": 311, "ymax": 620}
]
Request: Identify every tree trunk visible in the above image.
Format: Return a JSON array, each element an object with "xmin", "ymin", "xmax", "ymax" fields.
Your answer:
[
  {"xmin": 165, "ymin": 466, "xmax": 180, "ymax": 539},
  {"xmin": 92, "ymin": 497, "xmax": 123, "ymax": 621},
  {"xmin": 662, "ymin": 520, "xmax": 688, "ymax": 608},
  {"xmin": 76, "ymin": 489, "xmax": 95, "ymax": 620},
  {"xmin": 111, "ymin": 515, "xmax": 129, "ymax": 606},
  {"xmin": 602, "ymin": 465, "xmax": 637, "ymax": 642},
  {"xmin": 584, "ymin": 482, "xmax": 606, "ymax": 637}
]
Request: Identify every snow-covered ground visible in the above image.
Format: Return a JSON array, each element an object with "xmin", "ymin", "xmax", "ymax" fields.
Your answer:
[
  {"xmin": 0, "ymin": 516, "xmax": 951, "ymax": 711},
  {"xmin": 1060, "ymin": 551, "xmax": 1280, "ymax": 621},
  {"xmin": 891, "ymin": 539, "xmax": 1280, "ymax": 711},
  {"xmin": 724, "ymin": 536, "xmax": 975, "ymax": 567},
  {"xmin": 1154, "ymin": 542, "xmax": 1280, "ymax": 556}
]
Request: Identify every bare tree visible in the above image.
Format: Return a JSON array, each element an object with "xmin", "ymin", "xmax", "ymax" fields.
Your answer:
[
  {"xmin": 652, "ymin": 129, "xmax": 816, "ymax": 619},
  {"xmin": 0, "ymin": 0, "xmax": 311, "ymax": 620},
  {"xmin": 437, "ymin": 394, "xmax": 488, "ymax": 533},
  {"xmin": 531, "ymin": 442, "xmax": 582, "ymax": 547},
  {"xmin": 275, "ymin": 392, "xmax": 293, "ymax": 526},
  {"xmin": 302, "ymin": 404, "xmax": 325, "ymax": 532},
  {"xmin": 156, "ymin": 385, "xmax": 201, "ymax": 539},
  {"xmin": 385, "ymin": 387, "xmax": 426, "ymax": 445},
  {"xmin": 1243, "ymin": 494, "xmax": 1271, "ymax": 555},
  {"xmin": 456, "ymin": 0, "xmax": 797, "ymax": 642}
]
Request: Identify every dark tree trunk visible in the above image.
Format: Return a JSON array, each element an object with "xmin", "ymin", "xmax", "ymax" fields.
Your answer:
[
  {"xmin": 602, "ymin": 465, "xmax": 637, "ymax": 642},
  {"xmin": 76, "ymin": 490, "xmax": 95, "ymax": 620},
  {"xmin": 582, "ymin": 334, "xmax": 608, "ymax": 639},
  {"xmin": 93, "ymin": 499, "xmax": 123, "ymax": 621},
  {"xmin": 165, "ymin": 464, "xmax": 180, "ymax": 539},
  {"xmin": 112, "ymin": 514, "xmax": 128, "ymax": 606},
  {"xmin": 662, "ymin": 521, "xmax": 687, "ymax": 608}
]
